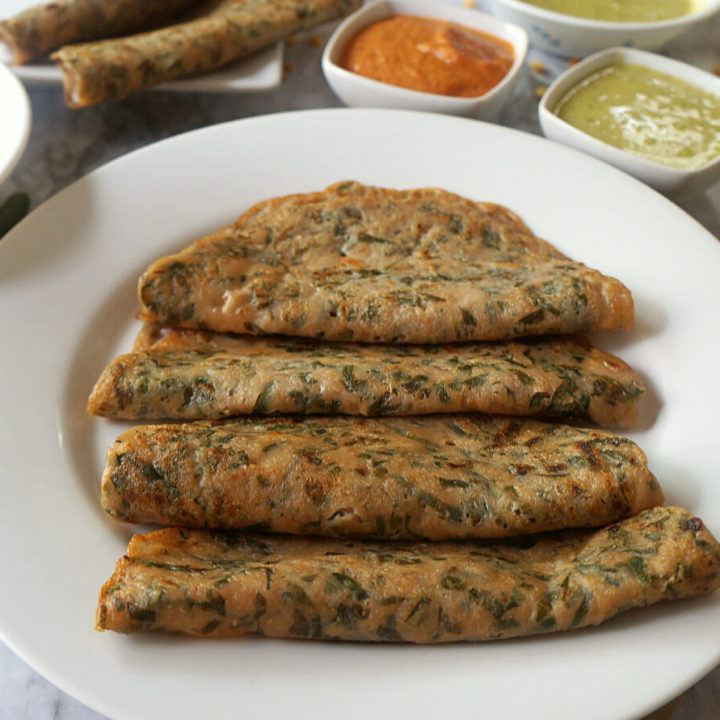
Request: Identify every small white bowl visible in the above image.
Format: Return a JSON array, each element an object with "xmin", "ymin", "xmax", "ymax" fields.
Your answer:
[
  {"xmin": 539, "ymin": 47, "xmax": 720, "ymax": 197},
  {"xmin": 479, "ymin": 0, "xmax": 720, "ymax": 58},
  {"xmin": 322, "ymin": 0, "xmax": 528, "ymax": 119}
]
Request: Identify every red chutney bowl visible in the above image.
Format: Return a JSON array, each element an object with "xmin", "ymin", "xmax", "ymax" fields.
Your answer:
[{"xmin": 322, "ymin": 0, "xmax": 528, "ymax": 120}]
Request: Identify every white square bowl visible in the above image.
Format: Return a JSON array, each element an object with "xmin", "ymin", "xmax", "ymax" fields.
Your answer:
[
  {"xmin": 539, "ymin": 47, "xmax": 720, "ymax": 197},
  {"xmin": 322, "ymin": 0, "xmax": 528, "ymax": 119}
]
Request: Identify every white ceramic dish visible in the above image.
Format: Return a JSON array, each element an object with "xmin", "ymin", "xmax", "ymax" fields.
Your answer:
[
  {"xmin": 478, "ymin": 0, "xmax": 720, "ymax": 57},
  {"xmin": 0, "ymin": 61, "xmax": 30, "ymax": 185},
  {"xmin": 1, "ymin": 108, "xmax": 719, "ymax": 720},
  {"xmin": 322, "ymin": 0, "xmax": 527, "ymax": 118},
  {"xmin": 0, "ymin": 0, "xmax": 282, "ymax": 94},
  {"xmin": 539, "ymin": 47, "xmax": 720, "ymax": 197}
]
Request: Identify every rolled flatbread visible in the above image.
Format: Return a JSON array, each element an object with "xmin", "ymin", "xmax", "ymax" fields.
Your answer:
[
  {"xmin": 88, "ymin": 326, "xmax": 644, "ymax": 427},
  {"xmin": 96, "ymin": 506, "xmax": 720, "ymax": 641},
  {"xmin": 0, "ymin": 0, "xmax": 203, "ymax": 63},
  {"xmin": 51, "ymin": 0, "xmax": 362, "ymax": 107},
  {"xmin": 100, "ymin": 415, "xmax": 663, "ymax": 537}
]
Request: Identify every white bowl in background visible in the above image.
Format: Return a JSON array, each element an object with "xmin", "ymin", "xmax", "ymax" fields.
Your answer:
[
  {"xmin": 0, "ymin": 62, "xmax": 30, "ymax": 186},
  {"xmin": 539, "ymin": 47, "xmax": 720, "ymax": 197},
  {"xmin": 322, "ymin": 0, "xmax": 528, "ymax": 119},
  {"xmin": 478, "ymin": 0, "xmax": 720, "ymax": 58}
]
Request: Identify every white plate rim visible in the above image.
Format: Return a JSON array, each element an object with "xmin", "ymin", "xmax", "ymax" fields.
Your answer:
[{"xmin": 0, "ymin": 107, "xmax": 718, "ymax": 720}]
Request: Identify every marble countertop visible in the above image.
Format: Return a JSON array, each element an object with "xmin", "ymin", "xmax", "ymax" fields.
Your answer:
[{"xmin": 1, "ymin": 10, "xmax": 719, "ymax": 720}]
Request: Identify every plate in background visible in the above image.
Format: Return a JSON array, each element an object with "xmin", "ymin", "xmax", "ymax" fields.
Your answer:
[
  {"xmin": 0, "ymin": 108, "xmax": 718, "ymax": 720},
  {"xmin": 0, "ymin": 0, "xmax": 282, "ymax": 93}
]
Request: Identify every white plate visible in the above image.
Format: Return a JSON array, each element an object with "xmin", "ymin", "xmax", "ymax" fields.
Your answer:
[
  {"xmin": 0, "ymin": 108, "xmax": 718, "ymax": 720},
  {"xmin": 0, "ymin": 61, "xmax": 30, "ymax": 184},
  {"xmin": 0, "ymin": 0, "xmax": 282, "ymax": 93}
]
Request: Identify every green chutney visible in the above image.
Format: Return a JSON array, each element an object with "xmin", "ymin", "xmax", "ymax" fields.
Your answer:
[
  {"xmin": 555, "ymin": 63, "xmax": 720, "ymax": 170},
  {"xmin": 522, "ymin": 0, "xmax": 698, "ymax": 22}
]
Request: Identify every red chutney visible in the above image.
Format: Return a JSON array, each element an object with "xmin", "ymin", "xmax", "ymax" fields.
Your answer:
[{"xmin": 339, "ymin": 15, "xmax": 514, "ymax": 98}]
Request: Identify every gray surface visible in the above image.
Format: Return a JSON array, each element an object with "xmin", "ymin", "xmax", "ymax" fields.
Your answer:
[{"xmin": 0, "ymin": 12, "xmax": 718, "ymax": 720}]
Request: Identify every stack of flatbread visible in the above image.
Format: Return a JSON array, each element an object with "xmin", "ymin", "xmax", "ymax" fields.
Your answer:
[
  {"xmin": 92, "ymin": 181, "xmax": 720, "ymax": 642},
  {"xmin": 0, "ymin": 0, "xmax": 362, "ymax": 107}
]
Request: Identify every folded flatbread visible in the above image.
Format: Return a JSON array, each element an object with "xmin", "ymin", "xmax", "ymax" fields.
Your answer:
[
  {"xmin": 0, "ymin": 0, "xmax": 202, "ymax": 64},
  {"xmin": 138, "ymin": 182, "xmax": 633, "ymax": 343},
  {"xmin": 88, "ymin": 325, "xmax": 644, "ymax": 427},
  {"xmin": 51, "ymin": 0, "xmax": 362, "ymax": 107},
  {"xmin": 96, "ymin": 506, "xmax": 720, "ymax": 641},
  {"xmin": 100, "ymin": 415, "xmax": 662, "ymax": 538}
]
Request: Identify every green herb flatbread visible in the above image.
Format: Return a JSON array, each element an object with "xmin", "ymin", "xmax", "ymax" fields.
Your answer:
[
  {"xmin": 0, "ymin": 0, "xmax": 201, "ymax": 63},
  {"xmin": 138, "ymin": 182, "xmax": 634, "ymax": 343},
  {"xmin": 51, "ymin": 0, "xmax": 361, "ymax": 106},
  {"xmin": 96, "ymin": 506, "xmax": 720, "ymax": 642},
  {"xmin": 88, "ymin": 325, "xmax": 644, "ymax": 427},
  {"xmin": 100, "ymin": 415, "xmax": 662, "ymax": 538}
]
